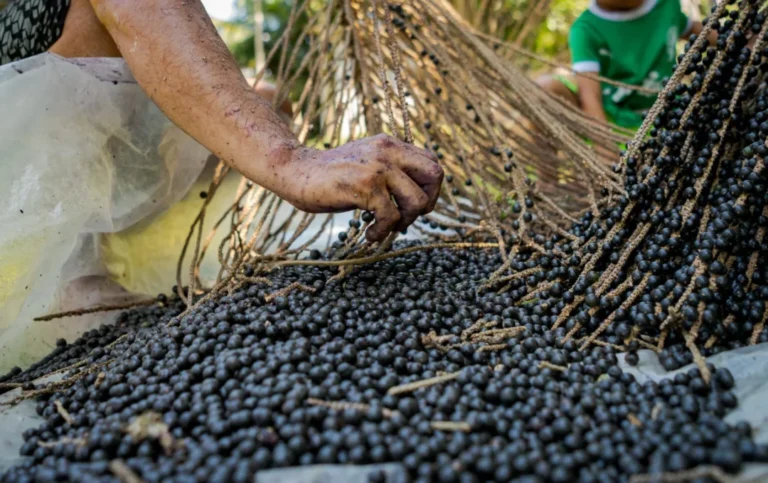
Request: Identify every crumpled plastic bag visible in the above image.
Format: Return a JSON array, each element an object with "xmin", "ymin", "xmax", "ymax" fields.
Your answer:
[
  {"xmin": 0, "ymin": 54, "xmax": 210, "ymax": 372},
  {"xmin": 99, "ymin": 160, "xmax": 241, "ymax": 296}
]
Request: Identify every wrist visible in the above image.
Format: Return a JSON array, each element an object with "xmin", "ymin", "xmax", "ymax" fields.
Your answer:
[
  {"xmin": 267, "ymin": 138, "xmax": 305, "ymax": 168},
  {"xmin": 226, "ymin": 135, "xmax": 300, "ymax": 185}
]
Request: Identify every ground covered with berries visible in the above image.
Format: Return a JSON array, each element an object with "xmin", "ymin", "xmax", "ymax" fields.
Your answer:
[
  {"xmin": 0, "ymin": 245, "xmax": 766, "ymax": 483},
  {"xmin": 3, "ymin": 1, "xmax": 768, "ymax": 482}
]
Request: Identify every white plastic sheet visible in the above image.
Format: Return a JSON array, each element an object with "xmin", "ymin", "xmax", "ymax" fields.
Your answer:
[{"xmin": 0, "ymin": 54, "xmax": 210, "ymax": 372}]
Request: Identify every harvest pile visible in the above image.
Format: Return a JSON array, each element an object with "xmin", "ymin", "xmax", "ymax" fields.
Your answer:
[
  {"xmin": 2, "ymin": 246, "xmax": 767, "ymax": 483},
  {"xmin": 2, "ymin": 0, "xmax": 768, "ymax": 481},
  {"xmin": 493, "ymin": 0, "xmax": 768, "ymax": 369}
]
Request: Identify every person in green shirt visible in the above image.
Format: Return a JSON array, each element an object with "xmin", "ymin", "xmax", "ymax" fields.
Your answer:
[{"xmin": 537, "ymin": 0, "xmax": 715, "ymax": 131}]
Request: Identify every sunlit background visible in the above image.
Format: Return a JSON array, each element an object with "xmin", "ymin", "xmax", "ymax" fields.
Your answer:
[
  {"xmin": 202, "ymin": 0, "xmax": 236, "ymax": 21},
  {"xmin": 200, "ymin": 0, "xmax": 705, "ymax": 81}
]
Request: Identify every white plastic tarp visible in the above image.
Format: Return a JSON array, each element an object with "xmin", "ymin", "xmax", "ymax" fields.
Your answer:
[{"xmin": 0, "ymin": 54, "xmax": 210, "ymax": 372}]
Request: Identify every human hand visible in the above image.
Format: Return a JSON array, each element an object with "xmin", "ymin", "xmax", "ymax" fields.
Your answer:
[{"xmin": 271, "ymin": 134, "xmax": 443, "ymax": 242}]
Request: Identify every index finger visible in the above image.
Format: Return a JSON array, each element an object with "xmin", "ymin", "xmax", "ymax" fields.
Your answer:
[
  {"xmin": 385, "ymin": 142, "xmax": 444, "ymax": 212},
  {"xmin": 365, "ymin": 191, "xmax": 402, "ymax": 242}
]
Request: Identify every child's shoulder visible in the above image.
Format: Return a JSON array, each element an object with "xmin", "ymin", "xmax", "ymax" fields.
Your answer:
[
  {"xmin": 571, "ymin": 5, "xmax": 603, "ymax": 30},
  {"xmin": 570, "ymin": 8, "xmax": 600, "ymax": 34}
]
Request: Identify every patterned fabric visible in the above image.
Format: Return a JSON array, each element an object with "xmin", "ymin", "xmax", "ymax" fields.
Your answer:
[{"xmin": 0, "ymin": 0, "xmax": 71, "ymax": 65}]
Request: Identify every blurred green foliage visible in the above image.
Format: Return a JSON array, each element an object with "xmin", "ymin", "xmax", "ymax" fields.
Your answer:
[
  {"xmin": 451, "ymin": 0, "xmax": 587, "ymax": 65},
  {"xmin": 212, "ymin": 0, "xmax": 711, "ymax": 79},
  {"xmin": 213, "ymin": 0, "xmax": 311, "ymax": 76},
  {"xmin": 529, "ymin": 0, "xmax": 588, "ymax": 63},
  {"xmin": 215, "ymin": 0, "xmax": 589, "ymax": 72},
  {"xmin": 448, "ymin": 0, "xmax": 710, "ymax": 67}
]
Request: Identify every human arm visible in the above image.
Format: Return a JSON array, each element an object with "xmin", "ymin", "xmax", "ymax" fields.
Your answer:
[
  {"xmin": 574, "ymin": 74, "xmax": 616, "ymax": 161},
  {"xmin": 88, "ymin": 0, "xmax": 442, "ymax": 241},
  {"xmin": 575, "ymin": 75, "xmax": 608, "ymax": 125},
  {"xmin": 569, "ymin": 20, "xmax": 607, "ymax": 123},
  {"xmin": 568, "ymin": 23, "xmax": 614, "ymax": 160},
  {"xmin": 252, "ymin": 81, "xmax": 293, "ymax": 118}
]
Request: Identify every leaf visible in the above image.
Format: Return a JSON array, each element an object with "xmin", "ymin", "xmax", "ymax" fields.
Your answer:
[{"xmin": 125, "ymin": 411, "xmax": 179, "ymax": 455}]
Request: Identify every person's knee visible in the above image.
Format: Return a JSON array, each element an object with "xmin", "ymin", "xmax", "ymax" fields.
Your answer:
[
  {"xmin": 535, "ymin": 74, "xmax": 558, "ymax": 92},
  {"xmin": 536, "ymin": 73, "xmax": 578, "ymax": 106}
]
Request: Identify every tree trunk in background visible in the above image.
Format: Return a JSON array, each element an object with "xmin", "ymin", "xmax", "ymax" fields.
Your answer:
[{"xmin": 253, "ymin": 0, "xmax": 265, "ymax": 71}]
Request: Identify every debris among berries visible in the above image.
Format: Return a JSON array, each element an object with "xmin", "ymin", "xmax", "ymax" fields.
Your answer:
[
  {"xmin": 4, "ymin": 0, "xmax": 768, "ymax": 481},
  {"xmin": 2, "ymin": 245, "xmax": 766, "ymax": 482}
]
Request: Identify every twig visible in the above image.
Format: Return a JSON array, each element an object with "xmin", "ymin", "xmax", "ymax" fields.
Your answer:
[
  {"xmin": 430, "ymin": 421, "xmax": 472, "ymax": 432},
  {"xmin": 476, "ymin": 343, "xmax": 507, "ymax": 353},
  {"xmin": 651, "ymin": 404, "xmax": 662, "ymax": 421},
  {"xmin": 629, "ymin": 465, "xmax": 740, "ymax": 483},
  {"xmin": 55, "ymin": 400, "xmax": 74, "ymax": 425},
  {"xmin": 2, "ymin": 360, "xmax": 114, "ymax": 406},
  {"xmin": 683, "ymin": 330, "xmax": 711, "ymax": 384},
  {"xmin": 421, "ymin": 331, "xmax": 458, "ymax": 352},
  {"xmin": 109, "ymin": 460, "xmax": 144, "ymax": 483},
  {"xmin": 387, "ymin": 371, "xmax": 460, "ymax": 396},
  {"xmin": 264, "ymin": 282, "xmax": 316, "ymax": 302},
  {"xmin": 94, "ymin": 372, "xmax": 106, "ymax": 388},
  {"xmin": 461, "ymin": 319, "xmax": 497, "ymax": 340},
  {"xmin": 306, "ymin": 398, "xmax": 395, "ymax": 418},
  {"xmin": 124, "ymin": 412, "xmax": 178, "ymax": 455},
  {"xmin": 470, "ymin": 327, "xmax": 526, "ymax": 344},
  {"xmin": 37, "ymin": 437, "xmax": 87, "ymax": 448},
  {"xmin": 538, "ymin": 361, "xmax": 567, "ymax": 372},
  {"xmin": 627, "ymin": 413, "xmax": 643, "ymax": 427},
  {"xmin": 272, "ymin": 242, "xmax": 499, "ymax": 268},
  {"xmin": 34, "ymin": 299, "xmax": 156, "ymax": 321}
]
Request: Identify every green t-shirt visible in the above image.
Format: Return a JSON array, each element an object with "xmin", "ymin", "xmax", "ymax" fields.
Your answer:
[{"xmin": 569, "ymin": 0, "xmax": 691, "ymax": 129}]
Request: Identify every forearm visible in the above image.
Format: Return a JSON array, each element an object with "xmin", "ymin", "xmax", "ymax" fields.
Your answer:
[
  {"xmin": 581, "ymin": 101, "xmax": 608, "ymax": 124},
  {"xmin": 576, "ymin": 80, "xmax": 613, "ymax": 161},
  {"xmin": 576, "ymin": 85, "xmax": 607, "ymax": 127},
  {"xmin": 89, "ymin": 0, "xmax": 299, "ymax": 192},
  {"xmin": 584, "ymin": 103, "xmax": 613, "ymax": 161}
]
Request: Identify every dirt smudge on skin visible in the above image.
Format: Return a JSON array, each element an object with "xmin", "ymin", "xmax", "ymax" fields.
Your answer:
[
  {"xmin": 375, "ymin": 157, "xmax": 394, "ymax": 174},
  {"xmin": 265, "ymin": 143, "xmax": 296, "ymax": 168},
  {"xmin": 334, "ymin": 180, "xmax": 359, "ymax": 199},
  {"xmin": 377, "ymin": 136, "xmax": 397, "ymax": 150}
]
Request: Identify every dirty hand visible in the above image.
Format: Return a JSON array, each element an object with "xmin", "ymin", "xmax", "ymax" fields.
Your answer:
[{"xmin": 274, "ymin": 134, "xmax": 444, "ymax": 242}]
